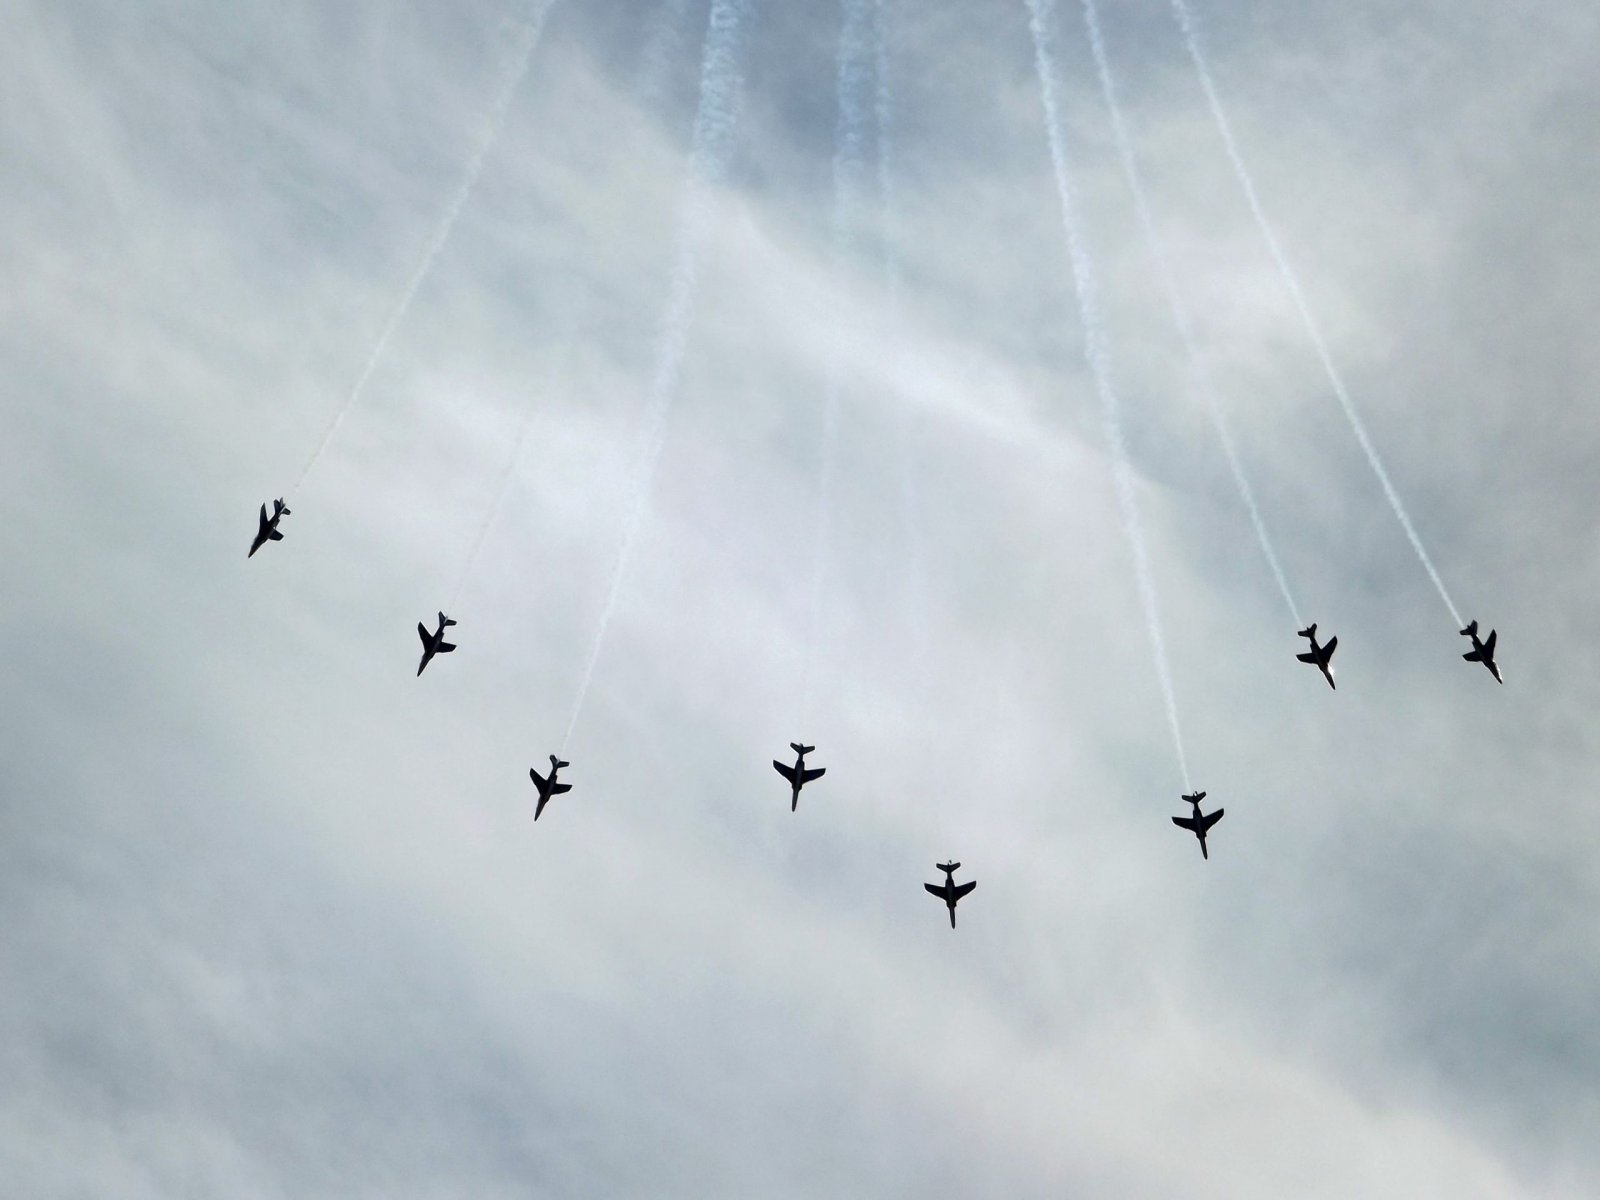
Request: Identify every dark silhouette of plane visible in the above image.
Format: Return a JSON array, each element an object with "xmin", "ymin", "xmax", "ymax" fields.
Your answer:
[
  {"xmin": 772, "ymin": 742, "xmax": 825, "ymax": 812},
  {"xmin": 528, "ymin": 755, "xmax": 572, "ymax": 820},
  {"xmin": 1171, "ymin": 791, "xmax": 1224, "ymax": 860},
  {"xmin": 247, "ymin": 498, "xmax": 290, "ymax": 557},
  {"xmin": 415, "ymin": 612, "xmax": 457, "ymax": 676},
  {"xmin": 924, "ymin": 861, "xmax": 977, "ymax": 928},
  {"xmin": 1295, "ymin": 623, "xmax": 1337, "ymax": 689},
  {"xmin": 1460, "ymin": 621, "xmax": 1501, "ymax": 683}
]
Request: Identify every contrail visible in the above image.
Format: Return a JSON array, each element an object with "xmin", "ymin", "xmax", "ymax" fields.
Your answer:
[
  {"xmin": 636, "ymin": 0, "xmax": 702, "ymax": 105},
  {"xmin": 799, "ymin": 0, "xmax": 874, "ymax": 730},
  {"xmin": 562, "ymin": 0, "xmax": 754, "ymax": 752},
  {"xmin": 1169, "ymin": 0, "xmax": 1463, "ymax": 627},
  {"xmin": 293, "ymin": 2, "xmax": 559, "ymax": 494},
  {"xmin": 1024, "ymin": 0, "xmax": 1191, "ymax": 788},
  {"xmin": 1079, "ymin": 0, "xmax": 1302, "ymax": 628},
  {"xmin": 870, "ymin": 0, "xmax": 926, "ymax": 658},
  {"xmin": 444, "ymin": 297, "xmax": 592, "ymax": 613}
]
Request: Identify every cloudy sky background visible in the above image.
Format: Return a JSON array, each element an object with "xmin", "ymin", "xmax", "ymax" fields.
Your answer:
[{"xmin": 3, "ymin": 0, "xmax": 1598, "ymax": 1194}]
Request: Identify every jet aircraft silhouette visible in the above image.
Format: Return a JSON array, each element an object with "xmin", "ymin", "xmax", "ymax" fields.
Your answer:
[
  {"xmin": 772, "ymin": 742, "xmax": 825, "ymax": 812},
  {"xmin": 1171, "ymin": 791, "xmax": 1224, "ymax": 860},
  {"xmin": 1460, "ymin": 621, "xmax": 1502, "ymax": 683},
  {"xmin": 415, "ymin": 612, "xmax": 458, "ymax": 676},
  {"xmin": 924, "ymin": 861, "xmax": 977, "ymax": 928},
  {"xmin": 528, "ymin": 755, "xmax": 573, "ymax": 820},
  {"xmin": 1295, "ymin": 623, "xmax": 1337, "ymax": 689},
  {"xmin": 248, "ymin": 498, "xmax": 290, "ymax": 557}
]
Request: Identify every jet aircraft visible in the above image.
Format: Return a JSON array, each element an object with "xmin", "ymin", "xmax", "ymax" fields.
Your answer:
[
  {"xmin": 528, "ymin": 755, "xmax": 573, "ymax": 820},
  {"xmin": 924, "ymin": 861, "xmax": 977, "ymax": 928},
  {"xmin": 1295, "ymin": 623, "xmax": 1338, "ymax": 689},
  {"xmin": 772, "ymin": 742, "xmax": 825, "ymax": 812},
  {"xmin": 1460, "ymin": 621, "xmax": 1502, "ymax": 683},
  {"xmin": 415, "ymin": 612, "xmax": 458, "ymax": 676},
  {"xmin": 247, "ymin": 498, "xmax": 290, "ymax": 557},
  {"xmin": 1171, "ymin": 791, "xmax": 1224, "ymax": 860}
]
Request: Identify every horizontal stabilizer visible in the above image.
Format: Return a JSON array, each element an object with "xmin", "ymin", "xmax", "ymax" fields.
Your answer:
[
  {"xmin": 1296, "ymin": 651, "xmax": 1317, "ymax": 664},
  {"xmin": 801, "ymin": 767, "xmax": 826, "ymax": 784},
  {"xmin": 1201, "ymin": 808, "xmax": 1225, "ymax": 831},
  {"xmin": 953, "ymin": 880, "xmax": 976, "ymax": 899},
  {"xmin": 1172, "ymin": 815, "xmax": 1198, "ymax": 832},
  {"xmin": 551, "ymin": 783, "xmax": 572, "ymax": 795},
  {"xmin": 790, "ymin": 742, "xmax": 815, "ymax": 755},
  {"xmin": 773, "ymin": 760, "xmax": 797, "ymax": 783},
  {"xmin": 438, "ymin": 641, "xmax": 456, "ymax": 654}
]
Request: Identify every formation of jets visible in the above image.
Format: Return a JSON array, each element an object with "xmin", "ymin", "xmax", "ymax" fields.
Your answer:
[{"xmin": 247, "ymin": 503, "xmax": 1505, "ymax": 923}]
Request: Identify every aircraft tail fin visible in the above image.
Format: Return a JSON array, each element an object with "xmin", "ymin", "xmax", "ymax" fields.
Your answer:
[
  {"xmin": 1298, "ymin": 623, "xmax": 1316, "ymax": 639},
  {"xmin": 1460, "ymin": 620, "xmax": 1478, "ymax": 637},
  {"xmin": 937, "ymin": 861, "xmax": 960, "ymax": 873},
  {"xmin": 790, "ymin": 742, "xmax": 815, "ymax": 756},
  {"xmin": 552, "ymin": 758, "xmax": 570, "ymax": 770}
]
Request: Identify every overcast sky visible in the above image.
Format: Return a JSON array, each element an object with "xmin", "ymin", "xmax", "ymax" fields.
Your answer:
[{"xmin": 3, "ymin": 0, "xmax": 1598, "ymax": 1195}]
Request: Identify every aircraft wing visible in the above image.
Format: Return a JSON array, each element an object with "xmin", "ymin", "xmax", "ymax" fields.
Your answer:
[
  {"xmin": 259, "ymin": 503, "xmax": 269, "ymax": 524},
  {"xmin": 773, "ymin": 760, "xmax": 797, "ymax": 783},
  {"xmin": 1201, "ymin": 808, "xmax": 1225, "ymax": 831},
  {"xmin": 551, "ymin": 782, "xmax": 572, "ymax": 795},
  {"xmin": 953, "ymin": 880, "xmax": 977, "ymax": 899},
  {"xmin": 923, "ymin": 883, "xmax": 945, "ymax": 899},
  {"xmin": 1296, "ymin": 651, "xmax": 1317, "ymax": 664},
  {"xmin": 1324, "ymin": 636, "xmax": 1337, "ymax": 656},
  {"xmin": 417, "ymin": 623, "xmax": 430, "ymax": 645},
  {"xmin": 801, "ymin": 767, "xmax": 826, "ymax": 784},
  {"xmin": 1483, "ymin": 630, "xmax": 1497, "ymax": 657},
  {"xmin": 1172, "ymin": 815, "xmax": 1198, "ymax": 831},
  {"xmin": 529, "ymin": 767, "xmax": 548, "ymax": 788}
]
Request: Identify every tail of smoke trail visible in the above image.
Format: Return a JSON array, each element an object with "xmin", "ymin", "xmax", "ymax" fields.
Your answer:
[
  {"xmin": 292, "ymin": 2, "xmax": 558, "ymax": 494},
  {"xmin": 1080, "ymin": 0, "xmax": 1301, "ymax": 629},
  {"xmin": 1169, "ymin": 0, "xmax": 1463, "ymax": 628},
  {"xmin": 1025, "ymin": 0, "xmax": 1192, "ymax": 789},
  {"xmin": 445, "ymin": 296, "xmax": 593, "ymax": 613},
  {"xmin": 636, "ymin": 0, "xmax": 702, "ymax": 105},
  {"xmin": 561, "ymin": 0, "xmax": 753, "ymax": 753},
  {"xmin": 798, "ymin": 0, "xmax": 874, "ymax": 732}
]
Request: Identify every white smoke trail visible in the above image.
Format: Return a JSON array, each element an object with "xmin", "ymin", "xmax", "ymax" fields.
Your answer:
[
  {"xmin": 293, "ymin": 2, "xmax": 559, "ymax": 493},
  {"xmin": 444, "ymin": 302, "xmax": 590, "ymax": 612},
  {"xmin": 636, "ymin": 0, "xmax": 702, "ymax": 105},
  {"xmin": 1169, "ymin": 0, "xmax": 1463, "ymax": 627},
  {"xmin": 1079, "ymin": 0, "xmax": 1302, "ymax": 629},
  {"xmin": 1024, "ymin": 0, "xmax": 1192, "ymax": 788},
  {"xmin": 799, "ymin": 0, "xmax": 874, "ymax": 731},
  {"xmin": 562, "ymin": 0, "xmax": 753, "ymax": 752}
]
